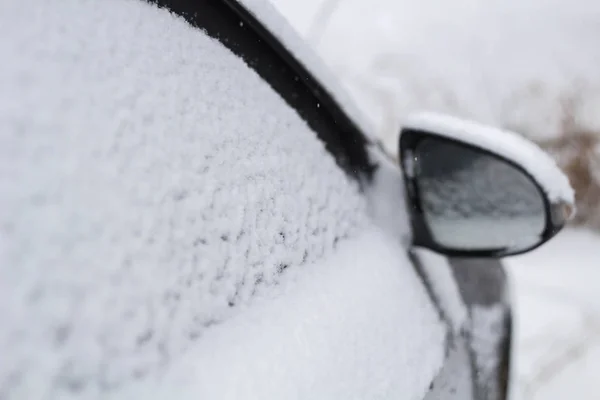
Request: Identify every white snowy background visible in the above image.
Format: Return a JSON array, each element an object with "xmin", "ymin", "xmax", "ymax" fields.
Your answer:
[{"xmin": 269, "ymin": 0, "xmax": 600, "ymax": 398}]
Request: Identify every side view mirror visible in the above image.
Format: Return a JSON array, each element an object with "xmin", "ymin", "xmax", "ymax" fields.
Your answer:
[{"xmin": 399, "ymin": 112, "xmax": 575, "ymax": 258}]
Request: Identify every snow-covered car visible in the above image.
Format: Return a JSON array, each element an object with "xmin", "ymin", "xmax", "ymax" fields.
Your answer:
[{"xmin": 0, "ymin": 0, "xmax": 574, "ymax": 399}]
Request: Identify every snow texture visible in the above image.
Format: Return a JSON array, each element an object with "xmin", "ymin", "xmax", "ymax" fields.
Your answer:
[
  {"xmin": 0, "ymin": 0, "xmax": 445, "ymax": 398},
  {"xmin": 366, "ymin": 146, "xmax": 413, "ymax": 247},
  {"xmin": 403, "ymin": 112, "xmax": 575, "ymax": 204},
  {"xmin": 237, "ymin": 0, "xmax": 378, "ymax": 141},
  {"xmin": 113, "ymin": 228, "xmax": 446, "ymax": 400}
]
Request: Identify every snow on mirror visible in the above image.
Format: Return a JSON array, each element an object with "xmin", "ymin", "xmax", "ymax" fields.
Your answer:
[{"xmin": 415, "ymin": 138, "xmax": 546, "ymax": 252}]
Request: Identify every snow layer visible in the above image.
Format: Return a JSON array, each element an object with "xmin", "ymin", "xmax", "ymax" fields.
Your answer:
[
  {"xmin": 366, "ymin": 147, "xmax": 413, "ymax": 247},
  {"xmin": 114, "ymin": 227, "xmax": 446, "ymax": 400},
  {"xmin": 0, "ymin": 0, "xmax": 445, "ymax": 398},
  {"xmin": 404, "ymin": 112, "xmax": 574, "ymax": 204},
  {"xmin": 0, "ymin": 0, "xmax": 367, "ymax": 395}
]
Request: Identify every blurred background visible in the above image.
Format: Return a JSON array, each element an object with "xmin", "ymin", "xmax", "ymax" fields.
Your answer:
[{"xmin": 268, "ymin": 0, "xmax": 600, "ymax": 398}]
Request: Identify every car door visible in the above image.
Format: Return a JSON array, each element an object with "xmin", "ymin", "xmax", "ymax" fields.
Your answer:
[{"xmin": 1, "ymin": 0, "xmax": 451, "ymax": 399}]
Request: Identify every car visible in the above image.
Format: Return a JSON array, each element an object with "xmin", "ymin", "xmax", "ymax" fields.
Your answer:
[{"xmin": 0, "ymin": 0, "xmax": 574, "ymax": 399}]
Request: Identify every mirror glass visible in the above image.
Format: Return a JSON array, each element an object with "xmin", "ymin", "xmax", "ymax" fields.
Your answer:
[{"xmin": 415, "ymin": 137, "xmax": 547, "ymax": 252}]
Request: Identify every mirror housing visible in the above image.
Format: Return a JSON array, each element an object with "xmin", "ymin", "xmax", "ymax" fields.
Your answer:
[{"xmin": 399, "ymin": 112, "xmax": 575, "ymax": 258}]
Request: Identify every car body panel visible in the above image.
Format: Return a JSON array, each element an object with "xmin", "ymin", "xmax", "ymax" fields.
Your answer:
[
  {"xmin": 0, "ymin": 0, "xmax": 457, "ymax": 398},
  {"xmin": 118, "ymin": 228, "xmax": 447, "ymax": 399}
]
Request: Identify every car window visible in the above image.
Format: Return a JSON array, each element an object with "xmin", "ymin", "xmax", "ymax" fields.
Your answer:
[
  {"xmin": 1, "ymin": 1, "xmax": 448, "ymax": 399},
  {"xmin": 153, "ymin": 0, "xmax": 376, "ymax": 182},
  {"xmin": 0, "ymin": 0, "xmax": 368, "ymax": 396}
]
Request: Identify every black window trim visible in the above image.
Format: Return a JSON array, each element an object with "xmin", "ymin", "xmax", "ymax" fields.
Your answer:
[{"xmin": 145, "ymin": 0, "xmax": 376, "ymax": 184}]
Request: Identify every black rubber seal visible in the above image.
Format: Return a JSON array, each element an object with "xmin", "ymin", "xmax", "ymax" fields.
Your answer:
[{"xmin": 145, "ymin": 0, "xmax": 376, "ymax": 183}]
